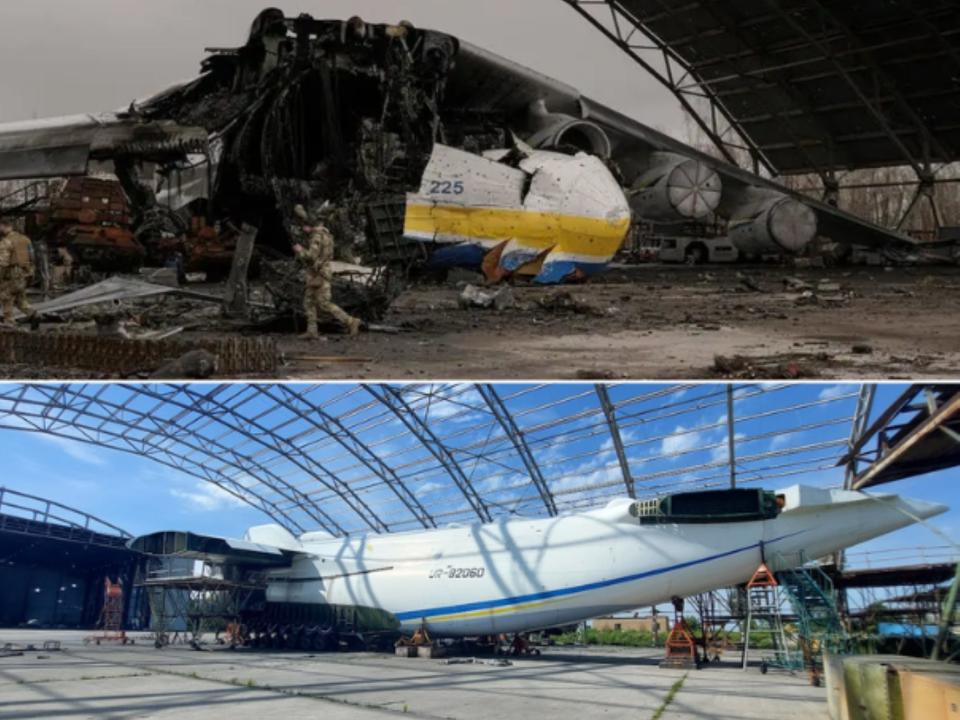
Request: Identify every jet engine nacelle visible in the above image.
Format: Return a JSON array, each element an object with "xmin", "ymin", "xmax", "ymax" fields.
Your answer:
[
  {"xmin": 629, "ymin": 152, "xmax": 722, "ymax": 221},
  {"xmin": 728, "ymin": 196, "xmax": 818, "ymax": 255},
  {"xmin": 524, "ymin": 99, "xmax": 612, "ymax": 159}
]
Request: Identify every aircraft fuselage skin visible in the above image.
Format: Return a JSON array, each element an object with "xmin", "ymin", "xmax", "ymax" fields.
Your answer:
[{"xmin": 253, "ymin": 485, "xmax": 944, "ymax": 637}]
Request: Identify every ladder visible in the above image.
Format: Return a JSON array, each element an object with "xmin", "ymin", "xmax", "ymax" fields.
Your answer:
[
  {"xmin": 778, "ymin": 563, "xmax": 850, "ymax": 684},
  {"xmin": 741, "ymin": 562, "xmax": 800, "ymax": 672},
  {"xmin": 85, "ymin": 577, "xmax": 130, "ymax": 645}
]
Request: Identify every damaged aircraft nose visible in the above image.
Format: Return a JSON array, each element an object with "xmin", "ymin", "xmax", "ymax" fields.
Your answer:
[{"xmin": 406, "ymin": 144, "xmax": 631, "ymax": 284}]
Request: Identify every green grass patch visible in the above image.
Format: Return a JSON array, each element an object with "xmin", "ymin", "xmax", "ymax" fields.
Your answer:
[{"xmin": 652, "ymin": 673, "xmax": 687, "ymax": 720}]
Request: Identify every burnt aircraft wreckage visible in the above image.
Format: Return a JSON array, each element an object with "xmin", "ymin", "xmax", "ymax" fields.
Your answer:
[{"xmin": 0, "ymin": 10, "xmax": 915, "ymax": 309}]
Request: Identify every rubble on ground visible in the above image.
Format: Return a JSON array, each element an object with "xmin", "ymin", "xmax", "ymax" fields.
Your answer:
[
  {"xmin": 711, "ymin": 353, "xmax": 824, "ymax": 379},
  {"xmin": 458, "ymin": 284, "xmax": 516, "ymax": 311},
  {"xmin": 536, "ymin": 290, "xmax": 604, "ymax": 316}
]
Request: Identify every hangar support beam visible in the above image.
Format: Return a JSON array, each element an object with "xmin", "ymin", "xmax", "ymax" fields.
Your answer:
[
  {"xmin": 561, "ymin": 0, "xmax": 960, "ymax": 185},
  {"xmin": 595, "ymin": 385, "xmax": 635, "ymax": 498},
  {"xmin": 364, "ymin": 384, "xmax": 493, "ymax": 523},
  {"xmin": 260, "ymin": 384, "xmax": 437, "ymax": 530},
  {"xmin": 560, "ymin": 0, "xmax": 770, "ymax": 172},
  {"xmin": 476, "ymin": 384, "xmax": 558, "ymax": 516},
  {"xmin": 131, "ymin": 385, "xmax": 374, "ymax": 533},
  {"xmin": 0, "ymin": 384, "xmax": 333, "ymax": 535},
  {"xmin": 0, "ymin": 486, "xmax": 131, "ymax": 545},
  {"xmin": 166, "ymin": 385, "xmax": 389, "ymax": 534},
  {"xmin": 839, "ymin": 384, "xmax": 960, "ymax": 490}
]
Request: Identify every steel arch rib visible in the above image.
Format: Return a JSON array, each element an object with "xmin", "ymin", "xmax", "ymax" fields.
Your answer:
[
  {"xmin": 476, "ymin": 384, "xmax": 557, "ymax": 516},
  {"xmin": 100, "ymin": 383, "xmax": 346, "ymax": 532},
  {"xmin": 595, "ymin": 384, "xmax": 636, "ymax": 498},
  {"xmin": 0, "ymin": 384, "xmax": 315, "ymax": 531},
  {"xmin": 363, "ymin": 384, "xmax": 493, "ymax": 523},
  {"xmin": 264, "ymin": 384, "xmax": 437, "ymax": 529},
  {"xmin": 0, "ymin": 384, "xmax": 338, "ymax": 534},
  {"xmin": 761, "ymin": 0, "xmax": 951, "ymax": 174},
  {"xmin": 154, "ymin": 384, "xmax": 386, "ymax": 534},
  {"xmin": 559, "ymin": 0, "xmax": 774, "ymax": 173},
  {"xmin": 0, "ymin": 486, "xmax": 132, "ymax": 537}
]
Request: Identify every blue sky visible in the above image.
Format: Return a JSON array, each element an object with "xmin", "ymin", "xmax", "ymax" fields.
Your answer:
[{"xmin": 0, "ymin": 382, "xmax": 956, "ymax": 569}]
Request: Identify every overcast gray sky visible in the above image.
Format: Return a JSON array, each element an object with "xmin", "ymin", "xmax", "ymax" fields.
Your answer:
[{"xmin": 0, "ymin": 0, "xmax": 685, "ymax": 136}]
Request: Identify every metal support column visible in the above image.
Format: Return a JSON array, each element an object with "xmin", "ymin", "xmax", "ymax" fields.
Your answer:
[
  {"xmin": 726, "ymin": 384, "xmax": 736, "ymax": 489},
  {"xmin": 596, "ymin": 384, "xmax": 635, "ymax": 498}
]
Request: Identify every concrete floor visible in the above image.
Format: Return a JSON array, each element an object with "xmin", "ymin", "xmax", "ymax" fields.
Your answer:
[{"xmin": 0, "ymin": 630, "xmax": 828, "ymax": 719}]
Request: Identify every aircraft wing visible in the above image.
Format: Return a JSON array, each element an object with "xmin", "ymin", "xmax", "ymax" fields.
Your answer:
[
  {"xmin": 448, "ymin": 42, "xmax": 917, "ymax": 250},
  {"xmin": 0, "ymin": 113, "xmax": 209, "ymax": 182},
  {"xmin": 129, "ymin": 529, "xmax": 300, "ymax": 567}
]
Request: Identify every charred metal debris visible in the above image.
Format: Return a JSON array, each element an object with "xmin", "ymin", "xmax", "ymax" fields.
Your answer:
[{"xmin": 134, "ymin": 11, "xmax": 490, "ymax": 273}]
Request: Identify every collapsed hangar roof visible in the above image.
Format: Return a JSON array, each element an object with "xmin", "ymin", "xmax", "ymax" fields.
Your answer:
[
  {"xmin": 564, "ymin": 0, "xmax": 960, "ymax": 176},
  {"xmin": 0, "ymin": 383, "xmax": 873, "ymax": 537}
]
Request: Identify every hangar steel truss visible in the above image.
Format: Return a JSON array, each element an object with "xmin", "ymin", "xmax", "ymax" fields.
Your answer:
[
  {"xmin": 0, "ymin": 486, "xmax": 131, "ymax": 547},
  {"xmin": 561, "ymin": 0, "xmax": 960, "ymax": 217},
  {"xmin": 0, "ymin": 383, "xmax": 871, "ymax": 536}
]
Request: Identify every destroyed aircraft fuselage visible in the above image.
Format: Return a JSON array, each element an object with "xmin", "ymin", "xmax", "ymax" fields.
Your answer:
[
  {"xmin": 0, "ymin": 9, "xmax": 920, "ymax": 302},
  {"xmin": 138, "ymin": 12, "xmax": 477, "ymax": 263},
  {"xmin": 133, "ymin": 11, "xmax": 641, "ymax": 286}
]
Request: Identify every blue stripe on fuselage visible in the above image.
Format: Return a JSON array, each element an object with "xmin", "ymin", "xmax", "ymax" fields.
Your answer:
[
  {"xmin": 393, "ymin": 529, "xmax": 807, "ymax": 622},
  {"xmin": 534, "ymin": 259, "xmax": 608, "ymax": 284}
]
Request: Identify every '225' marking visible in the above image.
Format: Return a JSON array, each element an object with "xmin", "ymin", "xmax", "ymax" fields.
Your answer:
[{"xmin": 429, "ymin": 180, "xmax": 465, "ymax": 195}]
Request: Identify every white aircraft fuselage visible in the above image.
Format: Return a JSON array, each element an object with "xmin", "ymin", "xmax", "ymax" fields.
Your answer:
[{"xmin": 248, "ymin": 485, "xmax": 945, "ymax": 636}]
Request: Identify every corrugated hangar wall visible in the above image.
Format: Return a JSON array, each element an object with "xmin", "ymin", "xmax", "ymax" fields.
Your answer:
[{"xmin": 0, "ymin": 524, "xmax": 139, "ymax": 629}]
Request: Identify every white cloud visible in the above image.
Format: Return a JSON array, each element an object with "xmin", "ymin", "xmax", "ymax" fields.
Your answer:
[
  {"xmin": 710, "ymin": 432, "xmax": 746, "ymax": 464},
  {"xmin": 414, "ymin": 481, "xmax": 444, "ymax": 498},
  {"xmin": 769, "ymin": 433, "xmax": 794, "ymax": 451},
  {"xmin": 170, "ymin": 482, "xmax": 249, "ymax": 511},
  {"xmin": 35, "ymin": 434, "xmax": 105, "ymax": 466},
  {"xmin": 818, "ymin": 384, "xmax": 851, "ymax": 402},
  {"xmin": 661, "ymin": 425, "xmax": 701, "ymax": 456}
]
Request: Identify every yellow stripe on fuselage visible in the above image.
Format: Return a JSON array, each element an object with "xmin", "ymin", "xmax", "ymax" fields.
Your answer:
[
  {"xmin": 425, "ymin": 595, "xmax": 570, "ymax": 624},
  {"xmin": 404, "ymin": 204, "xmax": 630, "ymax": 259}
]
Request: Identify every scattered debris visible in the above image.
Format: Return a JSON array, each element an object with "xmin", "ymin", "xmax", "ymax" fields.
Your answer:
[
  {"xmin": 139, "ymin": 267, "xmax": 180, "ymax": 288},
  {"xmin": 737, "ymin": 272, "xmax": 764, "ymax": 293},
  {"xmin": 95, "ymin": 313, "xmax": 136, "ymax": 339},
  {"xmin": 782, "ymin": 276, "xmax": 811, "ymax": 292},
  {"xmin": 458, "ymin": 284, "xmax": 515, "ymax": 310},
  {"xmin": 23, "ymin": 277, "xmax": 177, "ymax": 318},
  {"xmin": 0, "ymin": 331, "xmax": 277, "ymax": 376},
  {"xmin": 537, "ymin": 290, "xmax": 601, "ymax": 316},
  {"xmin": 447, "ymin": 268, "xmax": 485, "ymax": 286},
  {"xmin": 290, "ymin": 356, "xmax": 373, "ymax": 364},
  {"xmin": 150, "ymin": 349, "xmax": 219, "ymax": 379},
  {"xmin": 443, "ymin": 657, "xmax": 513, "ymax": 667},
  {"xmin": 0, "ymin": 640, "xmax": 59, "ymax": 657},
  {"xmin": 712, "ymin": 353, "xmax": 823, "ymax": 379},
  {"xmin": 366, "ymin": 323, "xmax": 401, "ymax": 335},
  {"xmin": 574, "ymin": 368, "xmax": 619, "ymax": 380}
]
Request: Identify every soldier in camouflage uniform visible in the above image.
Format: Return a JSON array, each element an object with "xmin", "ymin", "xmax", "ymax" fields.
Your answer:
[
  {"xmin": 292, "ymin": 205, "xmax": 362, "ymax": 338},
  {"xmin": 0, "ymin": 220, "xmax": 36, "ymax": 326}
]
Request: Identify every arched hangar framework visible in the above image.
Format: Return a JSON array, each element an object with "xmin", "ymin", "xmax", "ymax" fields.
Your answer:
[
  {"xmin": 562, "ymin": 0, "xmax": 960, "ymax": 223},
  {"xmin": 0, "ymin": 383, "xmax": 884, "ymax": 536}
]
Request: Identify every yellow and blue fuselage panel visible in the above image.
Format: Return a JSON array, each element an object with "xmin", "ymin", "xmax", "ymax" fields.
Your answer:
[{"xmin": 405, "ymin": 203, "xmax": 630, "ymax": 284}]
